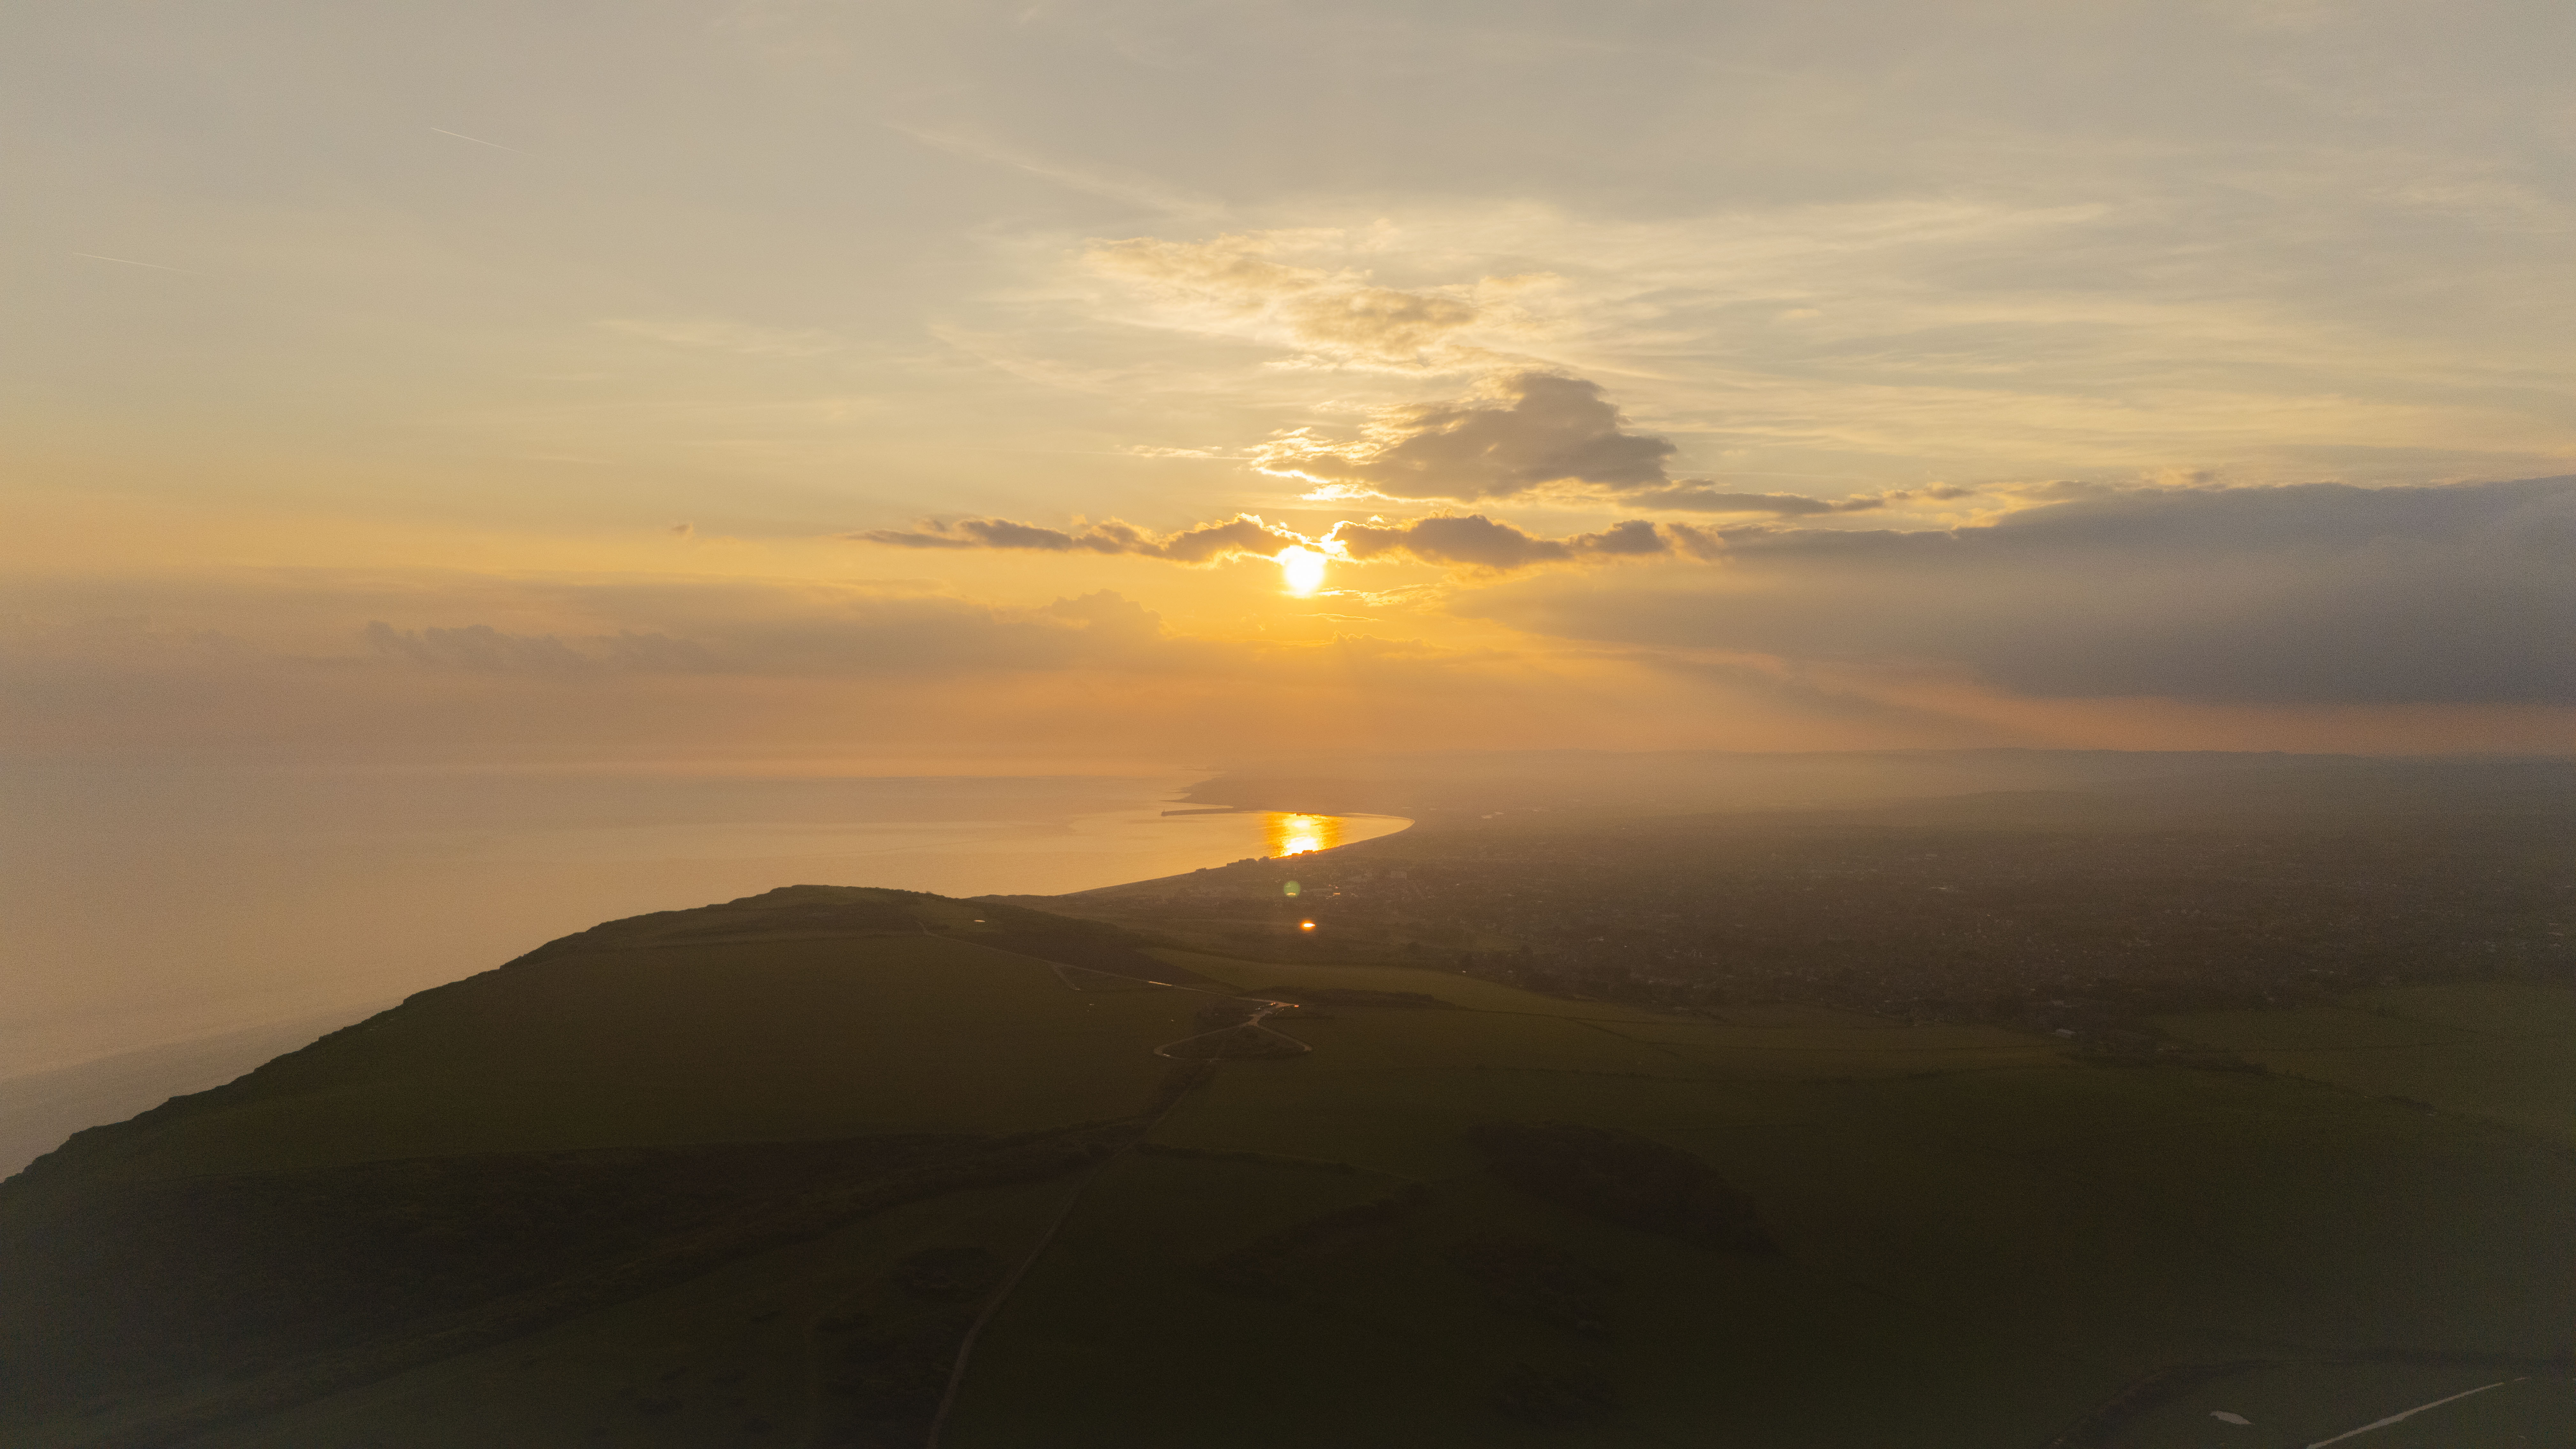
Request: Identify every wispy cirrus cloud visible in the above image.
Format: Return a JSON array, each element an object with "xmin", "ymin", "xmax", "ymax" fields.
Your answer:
[{"xmin": 1085, "ymin": 233, "xmax": 1549, "ymax": 373}]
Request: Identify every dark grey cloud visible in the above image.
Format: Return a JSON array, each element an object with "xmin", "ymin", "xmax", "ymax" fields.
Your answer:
[
  {"xmin": 1464, "ymin": 476, "xmax": 2576, "ymax": 705},
  {"xmin": 1257, "ymin": 372, "xmax": 1678, "ymax": 500},
  {"xmin": 1254, "ymin": 370, "xmax": 1916, "ymax": 518},
  {"xmin": 849, "ymin": 514, "xmax": 1300, "ymax": 563},
  {"xmin": 1325, "ymin": 514, "xmax": 1680, "ymax": 571}
]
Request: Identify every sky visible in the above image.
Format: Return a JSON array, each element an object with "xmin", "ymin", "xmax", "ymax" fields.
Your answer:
[{"xmin": 6, "ymin": 0, "xmax": 2575, "ymax": 771}]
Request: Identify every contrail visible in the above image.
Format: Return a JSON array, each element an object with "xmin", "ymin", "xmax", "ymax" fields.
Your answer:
[
  {"xmin": 69, "ymin": 252, "xmax": 195, "ymax": 274},
  {"xmin": 429, "ymin": 126, "xmax": 517, "ymax": 151}
]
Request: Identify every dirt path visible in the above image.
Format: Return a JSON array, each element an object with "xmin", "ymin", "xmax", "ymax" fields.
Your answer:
[
  {"xmin": 788, "ymin": 1276, "xmax": 875, "ymax": 1449},
  {"xmin": 1150, "ymin": 1001, "xmax": 1312, "ymax": 1058},
  {"xmin": 915, "ymin": 933, "xmax": 1278, "ymax": 1448},
  {"xmin": 919, "ymin": 1084, "xmax": 1206, "ymax": 1449},
  {"xmin": 918, "ymin": 1162, "xmax": 1108, "ymax": 1448}
]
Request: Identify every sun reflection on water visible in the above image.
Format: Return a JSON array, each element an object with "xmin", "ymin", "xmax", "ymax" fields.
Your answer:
[{"xmin": 1263, "ymin": 812, "xmax": 1343, "ymax": 857}]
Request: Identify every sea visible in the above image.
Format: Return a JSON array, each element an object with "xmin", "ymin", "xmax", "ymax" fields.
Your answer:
[{"xmin": 0, "ymin": 766, "xmax": 1407, "ymax": 1173}]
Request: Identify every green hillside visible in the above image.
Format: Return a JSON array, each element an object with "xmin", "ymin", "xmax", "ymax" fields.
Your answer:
[{"xmin": 3, "ymin": 886, "xmax": 2571, "ymax": 1448}]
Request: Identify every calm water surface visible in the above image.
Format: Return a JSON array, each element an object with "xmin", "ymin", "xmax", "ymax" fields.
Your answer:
[{"xmin": 1, "ymin": 767, "xmax": 1408, "ymax": 1077}]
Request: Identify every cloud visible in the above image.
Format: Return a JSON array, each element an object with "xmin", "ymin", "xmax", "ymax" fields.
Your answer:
[
  {"xmin": 851, "ymin": 502, "xmax": 1721, "ymax": 577},
  {"xmin": 1086, "ymin": 234, "xmax": 1531, "ymax": 371},
  {"xmin": 1465, "ymin": 475, "xmax": 2576, "ymax": 705},
  {"xmin": 1042, "ymin": 156, "xmax": 2576, "ymax": 494},
  {"xmin": 361, "ymin": 622, "xmax": 720, "ymax": 675},
  {"xmin": 0, "ymin": 615, "xmax": 253, "ymax": 664},
  {"xmin": 848, "ymin": 514, "xmax": 1302, "ymax": 564},
  {"xmin": 595, "ymin": 585, "xmax": 1214, "ymax": 678},
  {"xmin": 894, "ymin": 126, "xmax": 1223, "ymax": 218},
  {"xmin": 1326, "ymin": 515, "xmax": 1710, "ymax": 572},
  {"xmin": 5, "ymin": 582, "xmax": 1231, "ymax": 694},
  {"xmin": 1255, "ymin": 371, "xmax": 1678, "ymax": 500},
  {"xmin": 1618, "ymin": 483, "xmax": 1983, "ymax": 515},
  {"xmin": 1619, "ymin": 485, "xmax": 1860, "ymax": 516},
  {"xmin": 1233, "ymin": 363, "xmax": 1981, "ymax": 516},
  {"xmin": 11, "ymin": 573, "xmax": 1905, "ymax": 767}
]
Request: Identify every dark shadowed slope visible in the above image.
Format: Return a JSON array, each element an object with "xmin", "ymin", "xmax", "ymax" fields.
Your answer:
[{"xmin": 0, "ymin": 886, "xmax": 1209, "ymax": 1449}]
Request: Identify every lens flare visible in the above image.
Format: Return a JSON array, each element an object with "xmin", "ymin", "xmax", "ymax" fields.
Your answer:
[{"xmin": 1276, "ymin": 546, "xmax": 1327, "ymax": 596}]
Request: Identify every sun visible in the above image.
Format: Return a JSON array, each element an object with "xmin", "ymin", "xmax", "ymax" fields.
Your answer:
[{"xmin": 1276, "ymin": 546, "xmax": 1327, "ymax": 596}]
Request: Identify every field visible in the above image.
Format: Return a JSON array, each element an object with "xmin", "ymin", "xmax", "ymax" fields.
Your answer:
[
  {"xmin": 117, "ymin": 1177, "xmax": 1082, "ymax": 1449},
  {"xmin": 4, "ymin": 889, "xmax": 2569, "ymax": 1447},
  {"xmin": 2157, "ymin": 982, "xmax": 2576, "ymax": 1147},
  {"xmin": 947, "ymin": 956, "xmax": 2576, "ymax": 1449}
]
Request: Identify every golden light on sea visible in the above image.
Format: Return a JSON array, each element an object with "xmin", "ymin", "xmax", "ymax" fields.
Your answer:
[
  {"xmin": 1264, "ymin": 812, "xmax": 1342, "ymax": 857},
  {"xmin": 1276, "ymin": 546, "xmax": 1327, "ymax": 596}
]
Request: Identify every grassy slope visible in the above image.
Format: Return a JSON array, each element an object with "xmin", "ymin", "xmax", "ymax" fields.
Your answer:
[
  {"xmin": 31, "ymin": 935, "xmax": 1200, "ymax": 1188},
  {"xmin": 171, "ymin": 1176, "xmax": 1083, "ymax": 1449},
  {"xmin": 17, "ymin": 889, "xmax": 1205, "ymax": 1189},
  {"xmin": 6, "ymin": 908, "xmax": 2570, "ymax": 1448},
  {"xmin": 2157, "ymin": 982, "xmax": 2576, "ymax": 1146},
  {"xmin": 946, "ymin": 955, "xmax": 2576, "ymax": 1449},
  {"xmin": 0, "ymin": 886, "xmax": 1206, "ymax": 1449}
]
